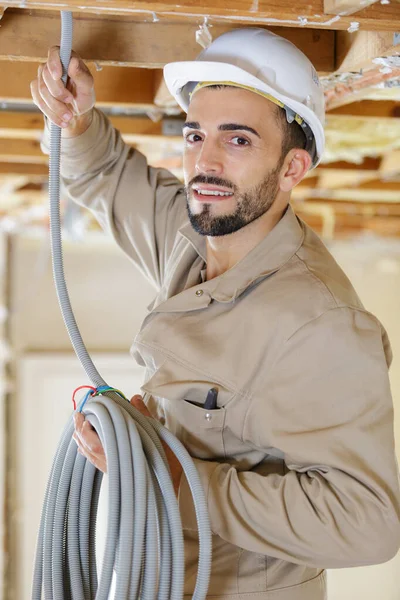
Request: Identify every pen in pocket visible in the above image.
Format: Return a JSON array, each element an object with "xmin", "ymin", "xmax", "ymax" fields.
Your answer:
[{"xmin": 204, "ymin": 387, "xmax": 218, "ymax": 410}]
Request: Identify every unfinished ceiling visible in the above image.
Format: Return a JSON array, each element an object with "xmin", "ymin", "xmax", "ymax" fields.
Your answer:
[{"xmin": 0, "ymin": 0, "xmax": 399, "ymax": 240}]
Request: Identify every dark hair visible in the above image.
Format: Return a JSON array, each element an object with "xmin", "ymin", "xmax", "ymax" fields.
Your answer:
[{"xmin": 274, "ymin": 105, "xmax": 307, "ymax": 160}]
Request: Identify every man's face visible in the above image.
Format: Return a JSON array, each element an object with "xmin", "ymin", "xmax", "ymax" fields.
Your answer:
[{"xmin": 183, "ymin": 86, "xmax": 286, "ymax": 237}]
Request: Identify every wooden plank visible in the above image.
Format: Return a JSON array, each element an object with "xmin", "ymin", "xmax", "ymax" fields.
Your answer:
[
  {"xmin": 0, "ymin": 112, "xmax": 162, "ymax": 140},
  {"xmin": 0, "ymin": 61, "xmax": 160, "ymax": 109},
  {"xmin": 356, "ymin": 179, "xmax": 400, "ymax": 191},
  {"xmin": 303, "ymin": 199, "xmax": 400, "ymax": 215},
  {"xmin": 335, "ymin": 30, "xmax": 400, "ymax": 72},
  {"xmin": 0, "ymin": 132, "xmax": 182, "ymax": 164},
  {"xmin": 315, "ymin": 157, "xmax": 381, "ymax": 170},
  {"xmin": 328, "ymin": 100, "xmax": 400, "ymax": 118},
  {"xmin": 295, "ymin": 211, "xmax": 400, "ymax": 238},
  {"xmin": 292, "ymin": 186, "xmax": 400, "ymax": 202},
  {"xmin": 153, "ymin": 70, "xmax": 177, "ymax": 110},
  {"xmin": 0, "ymin": 9, "xmax": 335, "ymax": 71},
  {"xmin": 380, "ymin": 151, "xmax": 400, "ymax": 176},
  {"xmin": 315, "ymin": 169, "xmax": 380, "ymax": 188},
  {"xmin": 323, "ymin": 30, "xmax": 400, "ymax": 110},
  {"xmin": 0, "ymin": 163, "xmax": 48, "ymax": 175},
  {"xmin": 0, "ymin": 0, "xmax": 399, "ymax": 31},
  {"xmin": 0, "ymin": 139, "xmax": 46, "ymax": 164},
  {"xmin": 324, "ymin": 0, "xmax": 380, "ymax": 16}
]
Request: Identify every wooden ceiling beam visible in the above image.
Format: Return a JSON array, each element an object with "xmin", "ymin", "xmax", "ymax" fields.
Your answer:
[
  {"xmin": 322, "ymin": 28, "xmax": 400, "ymax": 111},
  {"xmin": 0, "ymin": 140, "xmax": 46, "ymax": 164},
  {"xmin": 334, "ymin": 30, "xmax": 400, "ymax": 73},
  {"xmin": 296, "ymin": 211, "xmax": 400, "ymax": 238},
  {"xmin": 0, "ymin": 10, "xmax": 335, "ymax": 71},
  {"xmin": 0, "ymin": 163, "xmax": 48, "ymax": 175},
  {"xmin": 316, "ymin": 157, "xmax": 382, "ymax": 170},
  {"xmin": 380, "ymin": 151, "xmax": 400, "ymax": 177},
  {"xmin": 292, "ymin": 187, "xmax": 400, "ymax": 203},
  {"xmin": 324, "ymin": 0, "xmax": 380, "ymax": 16},
  {"xmin": 153, "ymin": 70, "xmax": 177, "ymax": 111},
  {"xmin": 0, "ymin": 0, "xmax": 399, "ymax": 31},
  {"xmin": 301, "ymin": 199, "xmax": 400, "ymax": 215},
  {"xmin": 328, "ymin": 100, "xmax": 400, "ymax": 119},
  {"xmin": 0, "ymin": 61, "xmax": 159, "ymax": 109},
  {"xmin": 0, "ymin": 134, "xmax": 183, "ymax": 164},
  {"xmin": 0, "ymin": 112, "xmax": 163, "ymax": 140}
]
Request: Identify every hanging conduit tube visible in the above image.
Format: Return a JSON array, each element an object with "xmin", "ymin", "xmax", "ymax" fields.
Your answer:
[{"xmin": 31, "ymin": 11, "xmax": 212, "ymax": 599}]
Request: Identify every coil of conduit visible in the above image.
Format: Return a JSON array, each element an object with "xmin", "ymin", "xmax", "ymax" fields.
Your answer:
[{"xmin": 31, "ymin": 11, "xmax": 212, "ymax": 599}]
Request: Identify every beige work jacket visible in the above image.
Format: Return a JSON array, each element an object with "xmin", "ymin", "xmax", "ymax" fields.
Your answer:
[{"xmin": 42, "ymin": 109, "xmax": 400, "ymax": 600}]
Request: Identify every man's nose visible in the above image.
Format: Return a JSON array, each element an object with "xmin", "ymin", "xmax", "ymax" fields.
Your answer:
[{"xmin": 195, "ymin": 141, "xmax": 223, "ymax": 176}]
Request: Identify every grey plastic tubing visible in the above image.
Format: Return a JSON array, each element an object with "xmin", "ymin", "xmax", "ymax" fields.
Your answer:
[{"xmin": 31, "ymin": 11, "xmax": 212, "ymax": 599}]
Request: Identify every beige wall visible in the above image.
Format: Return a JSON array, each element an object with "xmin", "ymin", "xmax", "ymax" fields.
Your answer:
[
  {"xmin": 6, "ymin": 231, "xmax": 400, "ymax": 599},
  {"xmin": 324, "ymin": 239, "xmax": 400, "ymax": 600}
]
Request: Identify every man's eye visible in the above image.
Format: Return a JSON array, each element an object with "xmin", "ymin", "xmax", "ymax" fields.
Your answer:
[
  {"xmin": 185, "ymin": 133, "xmax": 202, "ymax": 143},
  {"xmin": 231, "ymin": 137, "xmax": 250, "ymax": 146}
]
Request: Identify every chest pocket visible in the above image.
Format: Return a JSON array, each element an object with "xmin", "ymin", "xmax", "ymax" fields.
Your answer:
[{"xmin": 140, "ymin": 357, "xmax": 233, "ymax": 460}]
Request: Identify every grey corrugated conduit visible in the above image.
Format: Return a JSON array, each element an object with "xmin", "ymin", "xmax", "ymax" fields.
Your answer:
[{"xmin": 31, "ymin": 11, "xmax": 212, "ymax": 599}]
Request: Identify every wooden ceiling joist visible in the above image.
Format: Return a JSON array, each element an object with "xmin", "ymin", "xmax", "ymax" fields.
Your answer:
[
  {"xmin": 380, "ymin": 151, "xmax": 400, "ymax": 177},
  {"xmin": 293, "ymin": 187, "xmax": 400, "ymax": 203},
  {"xmin": 0, "ymin": 163, "xmax": 48, "ymax": 175},
  {"xmin": 335, "ymin": 30, "xmax": 400, "ymax": 73},
  {"xmin": 329, "ymin": 101, "xmax": 400, "ymax": 119},
  {"xmin": 0, "ymin": 112, "xmax": 163, "ymax": 141},
  {"xmin": 0, "ymin": 61, "xmax": 159, "ymax": 109},
  {"xmin": 0, "ymin": 133, "xmax": 183, "ymax": 164},
  {"xmin": 0, "ymin": 140, "xmax": 46, "ymax": 164},
  {"xmin": 323, "ymin": 0, "xmax": 380, "ymax": 16},
  {"xmin": 0, "ymin": 10, "xmax": 335, "ymax": 71},
  {"xmin": 0, "ymin": 0, "xmax": 399, "ymax": 31}
]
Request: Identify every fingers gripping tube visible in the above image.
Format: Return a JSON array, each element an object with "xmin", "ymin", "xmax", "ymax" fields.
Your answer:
[{"xmin": 31, "ymin": 11, "xmax": 212, "ymax": 599}]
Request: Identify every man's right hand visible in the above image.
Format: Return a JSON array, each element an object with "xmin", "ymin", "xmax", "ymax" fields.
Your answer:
[
  {"xmin": 31, "ymin": 46, "xmax": 95, "ymax": 135},
  {"xmin": 73, "ymin": 411, "xmax": 107, "ymax": 473}
]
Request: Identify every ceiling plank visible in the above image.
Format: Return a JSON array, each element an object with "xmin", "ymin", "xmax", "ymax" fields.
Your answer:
[
  {"xmin": 0, "ymin": 163, "xmax": 48, "ymax": 175},
  {"xmin": 296, "ymin": 211, "xmax": 400, "ymax": 238},
  {"xmin": 153, "ymin": 70, "xmax": 177, "ymax": 110},
  {"xmin": 0, "ymin": 139, "xmax": 46, "ymax": 164},
  {"xmin": 335, "ymin": 30, "xmax": 400, "ymax": 72},
  {"xmin": 0, "ymin": 61, "xmax": 159, "ymax": 109},
  {"xmin": 300, "ymin": 199, "xmax": 400, "ymax": 215},
  {"xmin": 328, "ymin": 100, "xmax": 400, "ymax": 118},
  {"xmin": 0, "ymin": 133, "xmax": 183, "ymax": 164},
  {"xmin": 0, "ymin": 1, "xmax": 399, "ymax": 31},
  {"xmin": 380, "ymin": 151, "xmax": 400, "ymax": 177},
  {"xmin": 0, "ymin": 10, "xmax": 335, "ymax": 71},
  {"xmin": 324, "ymin": 0, "xmax": 380, "ymax": 16},
  {"xmin": 292, "ymin": 186, "xmax": 400, "ymax": 203},
  {"xmin": 323, "ymin": 30, "xmax": 400, "ymax": 110},
  {"xmin": 0, "ymin": 112, "xmax": 163, "ymax": 140}
]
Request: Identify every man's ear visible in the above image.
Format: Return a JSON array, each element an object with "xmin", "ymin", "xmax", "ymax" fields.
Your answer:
[{"xmin": 280, "ymin": 149, "xmax": 312, "ymax": 193}]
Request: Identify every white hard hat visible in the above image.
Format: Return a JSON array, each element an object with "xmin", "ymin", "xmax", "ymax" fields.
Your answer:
[{"xmin": 163, "ymin": 28, "xmax": 325, "ymax": 168}]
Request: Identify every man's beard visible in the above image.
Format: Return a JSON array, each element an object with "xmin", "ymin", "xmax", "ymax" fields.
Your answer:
[{"xmin": 185, "ymin": 162, "xmax": 283, "ymax": 237}]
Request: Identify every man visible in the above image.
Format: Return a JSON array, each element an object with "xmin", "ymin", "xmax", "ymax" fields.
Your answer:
[{"xmin": 32, "ymin": 28, "xmax": 400, "ymax": 600}]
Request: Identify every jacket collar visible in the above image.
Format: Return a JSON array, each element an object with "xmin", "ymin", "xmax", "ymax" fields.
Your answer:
[{"xmin": 178, "ymin": 205, "xmax": 305, "ymax": 303}]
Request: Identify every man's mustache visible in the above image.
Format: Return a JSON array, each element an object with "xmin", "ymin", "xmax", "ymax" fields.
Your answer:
[{"xmin": 188, "ymin": 175, "xmax": 237, "ymax": 192}]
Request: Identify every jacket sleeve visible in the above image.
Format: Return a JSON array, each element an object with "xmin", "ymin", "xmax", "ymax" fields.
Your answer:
[
  {"xmin": 41, "ymin": 108, "xmax": 187, "ymax": 289},
  {"xmin": 178, "ymin": 307, "xmax": 400, "ymax": 568}
]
